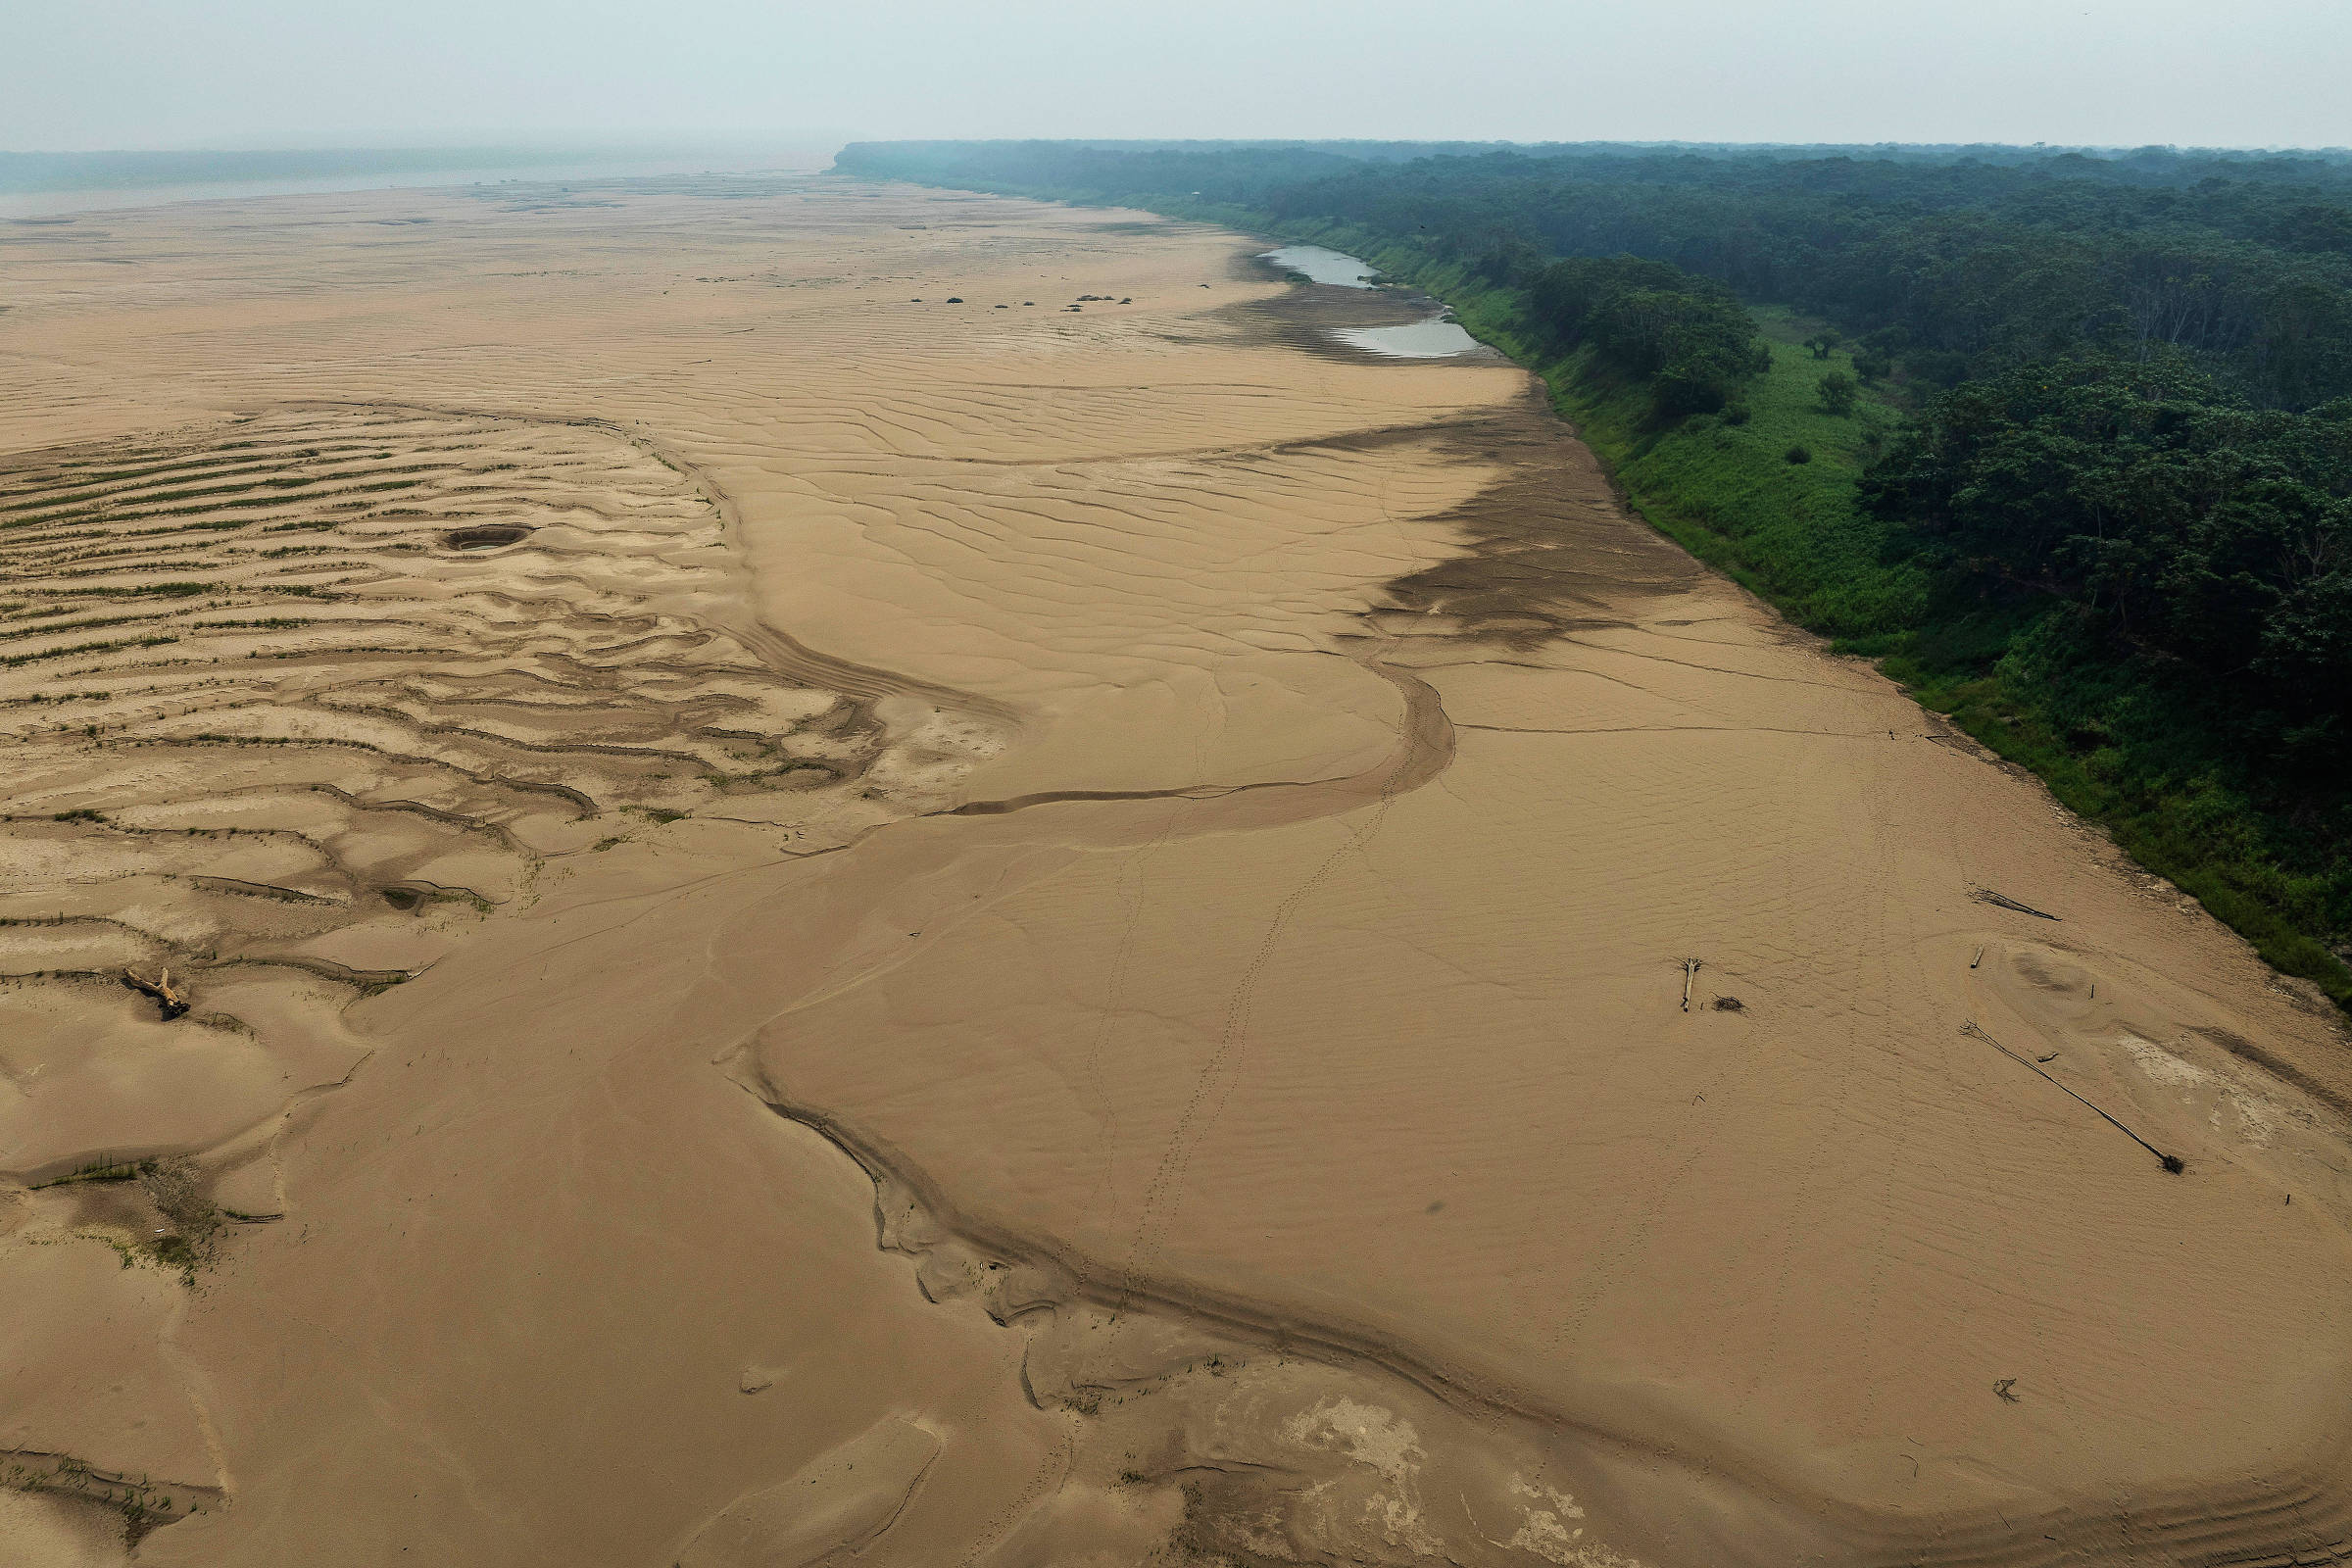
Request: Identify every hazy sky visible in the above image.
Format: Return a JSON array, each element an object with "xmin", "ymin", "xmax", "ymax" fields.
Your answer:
[{"xmin": 10, "ymin": 0, "xmax": 2351, "ymax": 153}]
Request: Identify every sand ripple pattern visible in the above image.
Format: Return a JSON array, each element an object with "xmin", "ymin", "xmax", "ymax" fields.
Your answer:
[
  {"xmin": 0, "ymin": 402, "xmax": 1008, "ymax": 1537},
  {"xmin": 7, "ymin": 178, "xmax": 2352, "ymax": 1568}
]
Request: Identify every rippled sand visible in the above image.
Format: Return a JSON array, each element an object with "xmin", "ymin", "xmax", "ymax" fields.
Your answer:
[{"xmin": 4, "ymin": 175, "xmax": 2351, "ymax": 1568}]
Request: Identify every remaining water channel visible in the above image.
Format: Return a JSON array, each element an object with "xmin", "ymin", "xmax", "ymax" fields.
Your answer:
[
  {"xmin": 1330, "ymin": 317, "xmax": 1483, "ymax": 359},
  {"xmin": 1259, "ymin": 244, "xmax": 1380, "ymax": 287},
  {"xmin": 1259, "ymin": 243, "xmax": 1484, "ymax": 359}
]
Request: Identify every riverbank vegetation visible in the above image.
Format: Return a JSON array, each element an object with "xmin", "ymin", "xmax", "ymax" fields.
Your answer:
[{"xmin": 837, "ymin": 141, "xmax": 2352, "ymax": 1005}]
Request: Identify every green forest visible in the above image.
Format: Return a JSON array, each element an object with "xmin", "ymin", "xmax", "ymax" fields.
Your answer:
[{"xmin": 836, "ymin": 140, "xmax": 2352, "ymax": 1005}]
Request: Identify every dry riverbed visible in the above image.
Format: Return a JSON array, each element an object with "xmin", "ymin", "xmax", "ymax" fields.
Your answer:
[{"xmin": 2, "ymin": 174, "xmax": 2350, "ymax": 1568}]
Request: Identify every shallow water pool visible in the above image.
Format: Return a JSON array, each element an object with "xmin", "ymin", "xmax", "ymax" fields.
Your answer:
[
  {"xmin": 1329, "ymin": 317, "xmax": 1483, "ymax": 359},
  {"xmin": 1259, "ymin": 244, "xmax": 1379, "ymax": 288}
]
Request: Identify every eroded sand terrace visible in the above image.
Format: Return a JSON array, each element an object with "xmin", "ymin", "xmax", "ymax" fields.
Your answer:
[{"xmin": 3, "ymin": 176, "xmax": 2351, "ymax": 1568}]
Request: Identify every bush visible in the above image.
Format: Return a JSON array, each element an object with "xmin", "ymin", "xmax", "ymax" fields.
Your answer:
[
  {"xmin": 1906, "ymin": 348, "xmax": 1972, "ymax": 388},
  {"xmin": 1528, "ymin": 258, "xmax": 1771, "ymax": 418},
  {"xmin": 1816, "ymin": 370, "xmax": 1858, "ymax": 416},
  {"xmin": 1786, "ymin": 444, "xmax": 1812, "ymax": 464}
]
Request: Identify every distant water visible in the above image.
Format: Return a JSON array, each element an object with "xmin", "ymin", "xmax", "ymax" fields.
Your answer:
[
  {"xmin": 1259, "ymin": 244, "xmax": 1379, "ymax": 288},
  {"xmin": 0, "ymin": 148, "xmax": 833, "ymax": 220},
  {"xmin": 1330, "ymin": 317, "xmax": 1483, "ymax": 359},
  {"xmin": 1257, "ymin": 242, "xmax": 1480, "ymax": 357}
]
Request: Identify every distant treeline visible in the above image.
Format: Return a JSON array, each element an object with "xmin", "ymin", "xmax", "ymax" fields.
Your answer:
[
  {"xmin": 839, "ymin": 140, "xmax": 2352, "ymax": 1002},
  {"xmin": 841, "ymin": 140, "xmax": 2352, "ymax": 410}
]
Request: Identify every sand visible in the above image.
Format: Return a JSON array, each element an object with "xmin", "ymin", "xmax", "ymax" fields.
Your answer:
[{"xmin": 3, "ymin": 172, "xmax": 2351, "ymax": 1568}]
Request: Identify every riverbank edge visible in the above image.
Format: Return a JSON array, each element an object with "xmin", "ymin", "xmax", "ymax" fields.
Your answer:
[
  {"xmin": 837, "ymin": 172, "xmax": 2352, "ymax": 1011},
  {"xmin": 1339, "ymin": 231, "xmax": 2352, "ymax": 1012}
]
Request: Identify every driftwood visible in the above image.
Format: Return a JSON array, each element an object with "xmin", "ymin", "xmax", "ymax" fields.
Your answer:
[
  {"xmin": 1972, "ymin": 887, "xmax": 2059, "ymax": 921},
  {"xmin": 1962, "ymin": 1020, "xmax": 2182, "ymax": 1173},
  {"xmin": 122, "ymin": 966, "xmax": 189, "ymax": 1020},
  {"xmin": 1681, "ymin": 958, "xmax": 1701, "ymax": 1012}
]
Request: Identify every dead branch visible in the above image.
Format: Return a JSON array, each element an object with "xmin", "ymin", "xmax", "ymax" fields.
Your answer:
[
  {"xmin": 1972, "ymin": 887, "xmax": 2059, "ymax": 921},
  {"xmin": 122, "ymin": 966, "xmax": 189, "ymax": 1020},
  {"xmin": 1961, "ymin": 1020, "xmax": 2182, "ymax": 1173}
]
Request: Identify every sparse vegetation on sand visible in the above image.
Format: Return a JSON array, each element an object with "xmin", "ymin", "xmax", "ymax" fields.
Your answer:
[{"xmin": 125, "ymin": 1156, "xmax": 224, "ymax": 1279}]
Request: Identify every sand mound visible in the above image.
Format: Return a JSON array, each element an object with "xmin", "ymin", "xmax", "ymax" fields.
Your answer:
[
  {"xmin": 0, "ymin": 404, "xmax": 1005, "ymax": 1164},
  {"xmin": 0, "ymin": 393, "xmax": 1002, "ymax": 1550},
  {"xmin": 675, "ymin": 1416, "xmax": 941, "ymax": 1568}
]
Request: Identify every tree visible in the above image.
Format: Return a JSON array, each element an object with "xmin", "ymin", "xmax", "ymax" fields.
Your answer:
[
  {"xmin": 1861, "ymin": 359, "xmax": 2352, "ymax": 765},
  {"xmin": 1816, "ymin": 371, "xmax": 1859, "ymax": 416},
  {"xmin": 1526, "ymin": 258, "xmax": 1770, "ymax": 418},
  {"xmin": 1804, "ymin": 329, "xmax": 1842, "ymax": 361}
]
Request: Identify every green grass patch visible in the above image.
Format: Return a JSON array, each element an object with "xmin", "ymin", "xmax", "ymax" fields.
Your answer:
[
  {"xmin": 1305, "ymin": 252, "xmax": 2352, "ymax": 1005},
  {"xmin": 1542, "ymin": 325, "xmax": 1925, "ymax": 639}
]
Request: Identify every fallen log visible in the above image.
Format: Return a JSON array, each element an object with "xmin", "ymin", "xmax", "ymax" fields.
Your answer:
[{"xmin": 122, "ymin": 966, "xmax": 189, "ymax": 1020}]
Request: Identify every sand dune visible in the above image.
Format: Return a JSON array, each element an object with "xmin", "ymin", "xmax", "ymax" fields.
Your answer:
[{"xmin": 2, "ymin": 174, "xmax": 2349, "ymax": 1567}]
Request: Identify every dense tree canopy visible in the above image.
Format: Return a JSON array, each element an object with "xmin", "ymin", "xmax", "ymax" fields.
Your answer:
[
  {"xmin": 1523, "ymin": 257, "xmax": 1769, "ymax": 415},
  {"xmin": 842, "ymin": 140, "xmax": 2352, "ymax": 760},
  {"xmin": 1865, "ymin": 362, "xmax": 2352, "ymax": 768},
  {"xmin": 841, "ymin": 140, "xmax": 2352, "ymax": 410},
  {"xmin": 842, "ymin": 139, "xmax": 2352, "ymax": 996}
]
